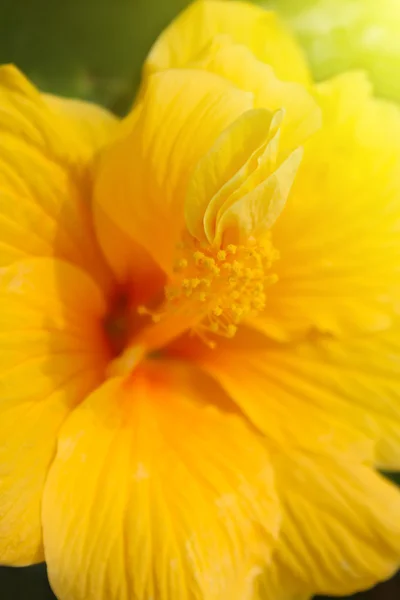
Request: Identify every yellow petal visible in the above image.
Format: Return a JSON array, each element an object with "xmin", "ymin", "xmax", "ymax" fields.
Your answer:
[
  {"xmin": 265, "ymin": 325, "xmax": 400, "ymax": 471},
  {"xmin": 145, "ymin": 0, "xmax": 310, "ymax": 85},
  {"xmin": 196, "ymin": 316, "xmax": 400, "ymax": 467},
  {"xmin": 44, "ymin": 93, "xmax": 117, "ymax": 156},
  {"xmin": 0, "ymin": 65, "xmax": 115, "ymax": 290},
  {"xmin": 240, "ymin": 324, "xmax": 400, "ymax": 471},
  {"xmin": 193, "ymin": 330, "xmax": 371, "ymax": 462},
  {"xmin": 252, "ymin": 72, "xmax": 400, "ymax": 340},
  {"xmin": 43, "ymin": 361, "xmax": 280, "ymax": 600},
  {"xmin": 257, "ymin": 567, "xmax": 310, "ymax": 600},
  {"xmin": 191, "ymin": 36, "xmax": 320, "ymax": 152},
  {"xmin": 94, "ymin": 69, "xmax": 254, "ymax": 274},
  {"xmin": 268, "ymin": 454, "xmax": 400, "ymax": 596},
  {"xmin": 0, "ymin": 258, "xmax": 109, "ymax": 565},
  {"xmin": 194, "ymin": 332, "xmax": 400, "ymax": 595}
]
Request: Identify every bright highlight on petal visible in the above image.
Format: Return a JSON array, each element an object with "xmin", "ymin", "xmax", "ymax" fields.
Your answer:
[
  {"xmin": 189, "ymin": 37, "xmax": 320, "ymax": 151},
  {"xmin": 253, "ymin": 72, "xmax": 400, "ymax": 340},
  {"xmin": 144, "ymin": 0, "xmax": 311, "ymax": 85}
]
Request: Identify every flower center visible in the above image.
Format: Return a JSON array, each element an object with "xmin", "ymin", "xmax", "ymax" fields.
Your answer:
[
  {"xmin": 103, "ymin": 288, "xmax": 133, "ymax": 357},
  {"xmin": 104, "ymin": 237, "xmax": 278, "ymax": 377},
  {"xmin": 139, "ymin": 235, "xmax": 278, "ymax": 347}
]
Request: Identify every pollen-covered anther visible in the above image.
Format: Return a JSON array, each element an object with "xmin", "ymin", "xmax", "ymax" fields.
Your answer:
[{"xmin": 140, "ymin": 237, "xmax": 278, "ymax": 343}]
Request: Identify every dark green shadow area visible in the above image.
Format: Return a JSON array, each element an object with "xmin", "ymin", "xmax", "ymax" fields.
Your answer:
[
  {"xmin": 317, "ymin": 572, "xmax": 400, "ymax": 600},
  {"xmin": 0, "ymin": 565, "xmax": 398, "ymax": 599},
  {"xmin": 0, "ymin": 0, "xmax": 191, "ymax": 115},
  {"xmin": 0, "ymin": 564, "xmax": 55, "ymax": 600}
]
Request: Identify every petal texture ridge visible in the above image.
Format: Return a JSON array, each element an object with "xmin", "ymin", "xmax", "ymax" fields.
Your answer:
[
  {"xmin": 192, "ymin": 327, "xmax": 400, "ymax": 595},
  {"xmin": 43, "ymin": 361, "xmax": 280, "ymax": 600},
  {"xmin": 0, "ymin": 65, "xmax": 116, "ymax": 290},
  {"xmin": 94, "ymin": 69, "xmax": 255, "ymax": 275}
]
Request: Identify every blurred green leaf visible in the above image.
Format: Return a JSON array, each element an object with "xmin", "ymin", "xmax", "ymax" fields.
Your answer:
[
  {"xmin": 383, "ymin": 471, "xmax": 400, "ymax": 487},
  {"xmin": 0, "ymin": 564, "xmax": 55, "ymax": 599},
  {"xmin": 0, "ymin": 0, "xmax": 191, "ymax": 114},
  {"xmin": 5, "ymin": 0, "xmax": 400, "ymax": 112}
]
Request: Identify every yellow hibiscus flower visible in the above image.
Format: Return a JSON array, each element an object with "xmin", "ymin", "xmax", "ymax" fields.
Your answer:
[{"xmin": 1, "ymin": 1, "xmax": 400, "ymax": 599}]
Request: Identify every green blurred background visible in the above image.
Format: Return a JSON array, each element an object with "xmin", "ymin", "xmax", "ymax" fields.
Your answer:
[
  {"xmin": 0, "ymin": 0, "xmax": 400, "ymax": 597},
  {"xmin": 3, "ymin": 0, "xmax": 400, "ymax": 115}
]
